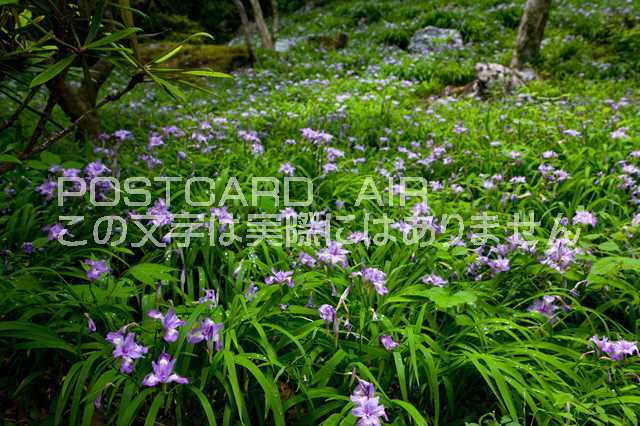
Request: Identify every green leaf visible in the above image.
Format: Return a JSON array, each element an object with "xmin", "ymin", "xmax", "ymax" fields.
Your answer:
[
  {"xmin": 30, "ymin": 55, "xmax": 76, "ymax": 88},
  {"xmin": 180, "ymin": 69, "xmax": 232, "ymax": 78},
  {"xmin": 116, "ymin": 388, "xmax": 154, "ymax": 426},
  {"xmin": 589, "ymin": 256, "xmax": 640, "ymax": 278},
  {"xmin": 234, "ymin": 355, "xmax": 285, "ymax": 426},
  {"xmin": 223, "ymin": 350, "xmax": 247, "ymax": 424},
  {"xmin": 127, "ymin": 263, "xmax": 176, "ymax": 284},
  {"xmin": 0, "ymin": 321, "xmax": 75, "ymax": 354},
  {"xmin": 450, "ymin": 245, "xmax": 468, "ymax": 256},
  {"xmin": 597, "ymin": 241, "xmax": 620, "ymax": 252},
  {"xmin": 40, "ymin": 151, "xmax": 61, "ymax": 165},
  {"xmin": 26, "ymin": 160, "xmax": 49, "ymax": 170},
  {"xmin": 148, "ymin": 74, "xmax": 184, "ymax": 99},
  {"xmin": 186, "ymin": 386, "xmax": 218, "ymax": 426},
  {"xmin": 143, "ymin": 393, "xmax": 165, "ymax": 426},
  {"xmin": 180, "ymin": 32, "xmax": 214, "ymax": 43},
  {"xmin": 86, "ymin": 27, "xmax": 141, "ymax": 49},
  {"xmin": 85, "ymin": 0, "xmax": 107, "ymax": 45},
  {"xmin": 393, "ymin": 352, "xmax": 409, "ymax": 402},
  {"xmin": 152, "ymin": 44, "xmax": 185, "ymax": 64},
  {"xmin": 63, "ymin": 161, "xmax": 84, "ymax": 169},
  {"xmin": 425, "ymin": 287, "xmax": 478, "ymax": 309},
  {"xmin": 0, "ymin": 154, "xmax": 21, "ymax": 164},
  {"xmin": 312, "ymin": 349, "xmax": 346, "ymax": 387},
  {"xmin": 391, "ymin": 399, "xmax": 428, "ymax": 425},
  {"xmin": 32, "ymin": 237, "xmax": 49, "ymax": 248}
]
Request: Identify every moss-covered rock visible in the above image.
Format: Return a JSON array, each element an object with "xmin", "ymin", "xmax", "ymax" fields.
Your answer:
[
  {"xmin": 306, "ymin": 33, "xmax": 349, "ymax": 50},
  {"xmin": 139, "ymin": 44, "xmax": 250, "ymax": 72}
]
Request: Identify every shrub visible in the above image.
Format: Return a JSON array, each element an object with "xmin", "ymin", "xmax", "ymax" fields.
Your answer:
[{"xmin": 375, "ymin": 27, "xmax": 413, "ymax": 49}]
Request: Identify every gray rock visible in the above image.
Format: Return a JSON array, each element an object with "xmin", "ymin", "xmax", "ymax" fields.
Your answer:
[
  {"xmin": 408, "ymin": 27, "xmax": 464, "ymax": 55},
  {"xmin": 275, "ymin": 38, "xmax": 298, "ymax": 52},
  {"xmin": 444, "ymin": 63, "xmax": 538, "ymax": 98},
  {"xmin": 473, "ymin": 63, "xmax": 538, "ymax": 95}
]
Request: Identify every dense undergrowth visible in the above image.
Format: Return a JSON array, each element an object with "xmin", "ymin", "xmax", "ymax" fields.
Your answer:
[{"xmin": 1, "ymin": 0, "xmax": 639, "ymax": 425}]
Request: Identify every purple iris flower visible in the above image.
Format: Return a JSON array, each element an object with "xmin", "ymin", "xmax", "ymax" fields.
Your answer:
[
  {"xmin": 279, "ymin": 208, "xmax": 298, "ymax": 221},
  {"xmin": 326, "ymin": 147, "xmax": 344, "ymax": 162},
  {"xmin": 244, "ymin": 283, "xmax": 258, "ymax": 301},
  {"xmin": 105, "ymin": 328, "xmax": 148, "ymax": 374},
  {"xmin": 163, "ymin": 126, "xmax": 185, "ymax": 138},
  {"xmin": 305, "ymin": 293, "xmax": 314, "ymax": 308},
  {"xmin": 301, "ymin": 128, "xmax": 333, "ymax": 145},
  {"xmin": 608, "ymin": 340, "xmax": 639, "ymax": 361},
  {"xmin": 591, "ymin": 336, "xmax": 639, "ymax": 361},
  {"xmin": 188, "ymin": 318, "xmax": 224, "ymax": 352},
  {"xmin": 265, "ymin": 269, "xmax": 295, "ymax": 288},
  {"xmin": 211, "ymin": 207, "xmax": 234, "ymax": 231},
  {"xmin": 238, "ymin": 130, "xmax": 260, "ymax": 143},
  {"xmin": 527, "ymin": 295, "xmax": 563, "ymax": 323},
  {"xmin": 421, "ymin": 272, "xmax": 447, "ymax": 287},
  {"xmin": 84, "ymin": 259, "xmax": 109, "ymax": 281},
  {"xmin": 572, "ymin": 210, "xmax": 597, "ymax": 227},
  {"xmin": 142, "ymin": 352, "xmax": 188, "ymax": 387},
  {"xmin": 350, "ymin": 379, "xmax": 388, "ymax": 426},
  {"xmin": 380, "ymin": 334, "xmax": 399, "ymax": 351},
  {"xmin": 316, "ymin": 241, "xmax": 350, "ymax": 269},
  {"xmin": 47, "ymin": 223, "xmax": 66, "ymax": 241},
  {"xmin": 198, "ymin": 289, "xmax": 218, "ymax": 309},
  {"xmin": 350, "ymin": 379, "xmax": 375, "ymax": 405},
  {"xmin": 488, "ymin": 257, "xmax": 510, "ymax": 276},
  {"xmin": 354, "ymin": 267, "xmax": 388, "ymax": 296},
  {"xmin": 347, "ymin": 231, "xmax": 368, "ymax": 244},
  {"xmin": 147, "ymin": 133, "xmax": 164, "ymax": 149},
  {"xmin": 148, "ymin": 308, "xmax": 185, "ymax": 342},
  {"xmin": 140, "ymin": 154, "xmax": 162, "ymax": 169},
  {"xmin": 113, "ymin": 129, "xmax": 132, "ymax": 142},
  {"xmin": 251, "ymin": 143, "xmax": 264, "ymax": 155},
  {"xmin": 323, "ymin": 162, "xmax": 338, "ymax": 174},
  {"xmin": 36, "ymin": 180, "xmax": 57, "ymax": 200},
  {"xmin": 351, "ymin": 397, "xmax": 387, "ymax": 426},
  {"xmin": 540, "ymin": 238, "xmax": 580, "ymax": 274},
  {"xmin": 84, "ymin": 160, "xmax": 111, "ymax": 179},
  {"xmin": 611, "ymin": 128, "xmax": 627, "ymax": 140},
  {"xmin": 318, "ymin": 304, "xmax": 336, "ymax": 323},
  {"xmin": 298, "ymin": 252, "xmax": 316, "ymax": 268},
  {"xmin": 279, "ymin": 162, "xmax": 295, "ymax": 176},
  {"xmin": 22, "ymin": 242, "xmax": 34, "ymax": 254},
  {"xmin": 85, "ymin": 313, "xmax": 96, "ymax": 334},
  {"xmin": 147, "ymin": 199, "xmax": 173, "ymax": 227}
]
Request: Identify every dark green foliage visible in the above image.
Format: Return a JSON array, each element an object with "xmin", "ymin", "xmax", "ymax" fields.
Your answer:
[
  {"xmin": 343, "ymin": 1, "xmax": 390, "ymax": 25},
  {"xmin": 490, "ymin": 6, "xmax": 522, "ymax": 30},
  {"xmin": 145, "ymin": 13, "xmax": 206, "ymax": 42},
  {"xmin": 375, "ymin": 27, "xmax": 413, "ymax": 49},
  {"xmin": 2, "ymin": 0, "xmax": 640, "ymax": 425}
]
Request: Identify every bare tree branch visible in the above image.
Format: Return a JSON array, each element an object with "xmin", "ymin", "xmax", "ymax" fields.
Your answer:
[
  {"xmin": 270, "ymin": 0, "xmax": 279, "ymax": 45},
  {"xmin": 232, "ymin": 0, "xmax": 258, "ymax": 64},
  {"xmin": 0, "ymin": 88, "xmax": 38, "ymax": 134},
  {"xmin": 0, "ymin": 87, "xmax": 64, "ymax": 131},
  {"xmin": 0, "ymin": 73, "xmax": 145, "ymax": 176},
  {"xmin": 248, "ymin": 0, "xmax": 274, "ymax": 50},
  {"xmin": 25, "ymin": 92, "xmax": 57, "ymax": 153}
]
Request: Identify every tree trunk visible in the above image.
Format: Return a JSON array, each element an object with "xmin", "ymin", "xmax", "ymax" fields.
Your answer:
[
  {"xmin": 248, "ymin": 0, "xmax": 274, "ymax": 50},
  {"xmin": 270, "ymin": 0, "xmax": 279, "ymax": 46},
  {"xmin": 47, "ymin": 59, "xmax": 114, "ymax": 140},
  {"xmin": 232, "ymin": 0, "xmax": 258, "ymax": 64},
  {"xmin": 511, "ymin": 0, "xmax": 551, "ymax": 69}
]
